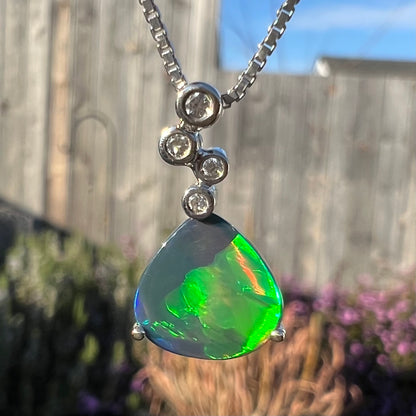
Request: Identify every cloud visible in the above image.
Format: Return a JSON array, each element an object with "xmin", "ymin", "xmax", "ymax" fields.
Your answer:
[{"xmin": 293, "ymin": 2, "xmax": 416, "ymax": 31}]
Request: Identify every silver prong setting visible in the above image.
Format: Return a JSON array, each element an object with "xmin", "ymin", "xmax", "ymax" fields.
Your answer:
[
  {"xmin": 131, "ymin": 322, "xmax": 146, "ymax": 341},
  {"xmin": 270, "ymin": 323, "xmax": 286, "ymax": 342}
]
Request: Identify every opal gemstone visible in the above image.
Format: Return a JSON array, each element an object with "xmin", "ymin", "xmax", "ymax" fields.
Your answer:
[{"xmin": 134, "ymin": 214, "xmax": 283, "ymax": 360}]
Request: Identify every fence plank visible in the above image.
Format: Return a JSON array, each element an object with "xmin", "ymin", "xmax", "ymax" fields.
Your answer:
[
  {"xmin": 0, "ymin": 0, "xmax": 29, "ymax": 205},
  {"xmin": 371, "ymin": 79, "xmax": 416, "ymax": 273},
  {"xmin": 68, "ymin": 0, "xmax": 100, "ymax": 235},
  {"xmin": 341, "ymin": 76, "xmax": 385, "ymax": 282},
  {"xmin": 47, "ymin": 0, "xmax": 70, "ymax": 225},
  {"xmin": 23, "ymin": 0, "xmax": 51, "ymax": 214},
  {"xmin": 296, "ymin": 76, "xmax": 332, "ymax": 287}
]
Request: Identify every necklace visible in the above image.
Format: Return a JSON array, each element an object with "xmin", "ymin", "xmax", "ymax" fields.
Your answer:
[{"xmin": 132, "ymin": 0, "xmax": 300, "ymax": 360}]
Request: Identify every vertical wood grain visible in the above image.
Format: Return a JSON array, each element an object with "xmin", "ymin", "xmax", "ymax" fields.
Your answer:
[
  {"xmin": 23, "ymin": 0, "xmax": 51, "ymax": 214},
  {"xmin": 0, "ymin": 0, "xmax": 29, "ymax": 204},
  {"xmin": 47, "ymin": 0, "xmax": 71, "ymax": 225}
]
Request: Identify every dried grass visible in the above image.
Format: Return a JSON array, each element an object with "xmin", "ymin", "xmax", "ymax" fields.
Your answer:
[{"xmin": 133, "ymin": 312, "xmax": 362, "ymax": 416}]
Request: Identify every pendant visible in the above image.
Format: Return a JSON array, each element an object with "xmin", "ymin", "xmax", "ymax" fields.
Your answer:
[
  {"xmin": 134, "ymin": 214, "xmax": 283, "ymax": 359},
  {"xmin": 132, "ymin": 82, "xmax": 286, "ymax": 359}
]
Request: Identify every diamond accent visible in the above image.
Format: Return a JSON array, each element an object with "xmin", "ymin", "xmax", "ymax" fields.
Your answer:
[
  {"xmin": 165, "ymin": 134, "xmax": 192, "ymax": 160},
  {"xmin": 200, "ymin": 157, "xmax": 226, "ymax": 181},
  {"xmin": 184, "ymin": 92, "xmax": 215, "ymax": 122},
  {"xmin": 187, "ymin": 192, "xmax": 211, "ymax": 216}
]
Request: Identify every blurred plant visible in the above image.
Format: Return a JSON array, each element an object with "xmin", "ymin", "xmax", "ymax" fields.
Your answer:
[
  {"xmin": 0, "ymin": 232, "xmax": 145, "ymax": 416},
  {"xmin": 2, "ymin": 230, "xmax": 414, "ymax": 416},
  {"xmin": 132, "ymin": 299, "xmax": 360, "ymax": 416},
  {"xmin": 313, "ymin": 268, "xmax": 416, "ymax": 416},
  {"xmin": 133, "ymin": 269, "xmax": 416, "ymax": 416}
]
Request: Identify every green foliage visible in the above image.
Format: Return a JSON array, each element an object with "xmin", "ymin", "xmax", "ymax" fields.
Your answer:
[{"xmin": 0, "ymin": 232, "xmax": 144, "ymax": 416}]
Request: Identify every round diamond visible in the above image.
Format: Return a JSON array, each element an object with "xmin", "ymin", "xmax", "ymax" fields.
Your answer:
[
  {"xmin": 165, "ymin": 134, "xmax": 192, "ymax": 160},
  {"xmin": 200, "ymin": 157, "xmax": 226, "ymax": 181},
  {"xmin": 184, "ymin": 92, "xmax": 215, "ymax": 122},
  {"xmin": 187, "ymin": 192, "xmax": 211, "ymax": 216}
]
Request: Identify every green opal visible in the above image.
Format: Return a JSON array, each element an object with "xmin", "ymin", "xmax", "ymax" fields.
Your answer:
[{"xmin": 134, "ymin": 214, "xmax": 283, "ymax": 359}]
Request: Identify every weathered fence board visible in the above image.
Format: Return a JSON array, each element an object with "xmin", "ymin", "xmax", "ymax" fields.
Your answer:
[
  {"xmin": 47, "ymin": 0, "xmax": 70, "ymax": 225},
  {"xmin": 0, "ymin": 0, "xmax": 415, "ymax": 287},
  {"xmin": 0, "ymin": 0, "xmax": 51, "ymax": 215}
]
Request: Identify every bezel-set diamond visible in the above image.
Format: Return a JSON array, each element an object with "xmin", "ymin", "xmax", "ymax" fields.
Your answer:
[
  {"xmin": 182, "ymin": 184, "xmax": 215, "ymax": 220},
  {"xmin": 176, "ymin": 82, "xmax": 223, "ymax": 128},
  {"xmin": 194, "ymin": 147, "xmax": 229, "ymax": 185},
  {"xmin": 159, "ymin": 126, "xmax": 200, "ymax": 165}
]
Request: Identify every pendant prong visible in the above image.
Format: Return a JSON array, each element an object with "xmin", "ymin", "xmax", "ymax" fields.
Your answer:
[
  {"xmin": 131, "ymin": 322, "xmax": 146, "ymax": 341},
  {"xmin": 270, "ymin": 323, "xmax": 286, "ymax": 342}
]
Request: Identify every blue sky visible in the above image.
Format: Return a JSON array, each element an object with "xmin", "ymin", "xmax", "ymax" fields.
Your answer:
[{"xmin": 220, "ymin": 0, "xmax": 416, "ymax": 73}]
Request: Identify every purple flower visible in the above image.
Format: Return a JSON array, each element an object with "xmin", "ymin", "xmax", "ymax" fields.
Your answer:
[
  {"xmin": 338, "ymin": 307, "xmax": 361, "ymax": 326},
  {"xmin": 355, "ymin": 359, "xmax": 369, "ymax": 373},
  {"xmin": 384, "ymin": 343, "xmax": 394, "ymax": 354},
  {"xmin": 394, "ymin": 299, "xmax": 410, "ymax": 314},
  {"xmin": 374, "ymin": 306, "xmax": 387, "ymax": 323},
  {"xmin": 350, "ymin": 342, "xmax": 365, "ymax": 356},
  {"xmin": 409, "ymin": 313, "xmax": 416, "ymax": 328},
  {"xmin": 288, "ymin": 300, "xmax": 309, "ymax": 316},
  {"xmin": 374, "ymin": 324, "xmax": 385, "ymax": 337},
  {"xmin": 376, "ymin": 354, "xmax": 390, "ymax": 367},
  {"xmin": 377, "ymin": 292, "xmax": 388, "ymax": 303},
  {"xmin": 387, "ymin": 308, "xmax": 398, "ymax": 321},
  {"xmin": 78, "ymin": 392, "xmax": 101, "ymax": 414},
  {"xmin": 391, "ymin": 319, "xmax": 407, "ymax": 332},
  {"xmin": 329, "ymin": 325, "xmax": 347, "ymax": 343},
  {"xmin": 315, "ymin": 284, "xmax": 338, "ymax": 311},
  {"xmin": 380, "ymin": 330, "xmax": 394, "ymax": 350},
  {"xmin": 397, "ymin": 341, "xmax": 412, "ymax": 356},
  {"xmin": 357, "ymin": 291, "xmax": 378, "ymax": 309}
]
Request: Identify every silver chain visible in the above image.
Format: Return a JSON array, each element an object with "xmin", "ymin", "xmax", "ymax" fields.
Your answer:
[{"xmin": 138, "ymin": 0, "xmax": 300, "ymax": 108}]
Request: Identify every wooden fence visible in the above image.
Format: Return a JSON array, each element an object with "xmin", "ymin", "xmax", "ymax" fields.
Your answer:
[{"xmin": 0, "ymin": 0, "xmax": 415, "ymax": 287}]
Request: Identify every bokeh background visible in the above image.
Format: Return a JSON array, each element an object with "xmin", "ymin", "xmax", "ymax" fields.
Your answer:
[{"xmin": 0, "ymin": 0, "xmax": 415, "ymax": 415}]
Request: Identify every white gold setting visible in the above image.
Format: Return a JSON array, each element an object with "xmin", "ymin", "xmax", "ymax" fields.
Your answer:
[
  {"xmin": 131, "ymin": 322, "xmax": 146, "ymax": 341},
  {"xmin": 195, "ymin": 147, "xmax": 229, "ymax": 185},
  {"xmin": 270, "ymin": 323, "xmax": 286, "ymax": 342},
  {"xmin": 184, "ymin": 91, "xmax": 215, "ymax": 122},
  {"xmin": 159, "ymin": 126, "xmax": 200, "ymax": 165},
  {"xmin": 176, "ymin": 82, "xmax": 223, "ymax": 129},
  {"xmin": 182, "ymin": 184, "xmax": 215, "ymax": 219}
]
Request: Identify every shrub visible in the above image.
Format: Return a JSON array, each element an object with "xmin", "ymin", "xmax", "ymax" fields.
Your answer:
[
  {"xmin": 313, "ymin": 270, "xmax": 416, "ymax": 416},
  {"xmin": 0, "ymin": 232, "xmax": 144, "ymax": 416}
]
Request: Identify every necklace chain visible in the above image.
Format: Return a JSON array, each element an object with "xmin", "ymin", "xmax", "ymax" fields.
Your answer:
[{"xmin": 138, "ymin": 0, "xmax": 300, "ymax": 108}]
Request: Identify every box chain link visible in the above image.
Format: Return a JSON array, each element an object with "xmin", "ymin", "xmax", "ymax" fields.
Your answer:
[{"xmin": 138, "ymin": 0, "xmax": 300, "ymax": 108}]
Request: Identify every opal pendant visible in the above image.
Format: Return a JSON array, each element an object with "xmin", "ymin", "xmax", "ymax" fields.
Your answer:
[{"xmin": 134, "ymin": 214, "xmax": 283, "ymax": 360}]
